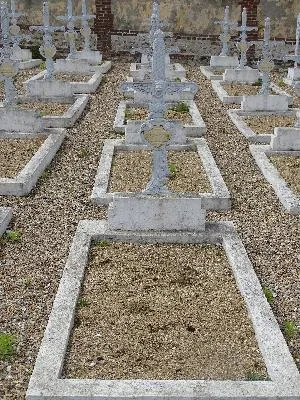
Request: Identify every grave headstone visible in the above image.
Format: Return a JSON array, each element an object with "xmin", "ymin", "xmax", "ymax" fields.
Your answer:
[
  {"xmin": 210, "ymin": 6, "xmax": 239, "ymax": 68},
  {"xmin": 257, "ymin": 17, "xmax": 274, "ymax": 96},
  {"xmin": 284, "ymin": 14, "xmax": 300, "ymax": 86}
]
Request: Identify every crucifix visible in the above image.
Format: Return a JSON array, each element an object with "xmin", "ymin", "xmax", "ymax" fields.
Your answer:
[
  {"xmin": 236, "ymin": 8, "xmax": 257, "ymax": 68},
  {"xmin": 56, "ymin": 0, "xmax": 80, "ymax": 58},
  {"xmin": 215, "ymin": 6, "xmax": 237, "ymax": 57},
  {"xmin": 257, "ymin": 17, "xmax": 274, "ymax": 95},
  {"xmin": 8, "ymin": 0, "xmax": 30, "ymax": 54},
  {"xmin": 0, "ymin": 1, "xmax": 18, "ymax": 107},
  {"xmin": 30, "ymin": 1, "xmax": 64, "ymax": 80},
  {"xmin": 284, "ymin": 14, "xmax": 300, "ymax": 69},
  {"xmin": 78, "ymin": 0, "xmax": 95, "ymax": 53},
  {"xmin": 120, "ymin": 29, "xmax": 198, "ymax": 194}
]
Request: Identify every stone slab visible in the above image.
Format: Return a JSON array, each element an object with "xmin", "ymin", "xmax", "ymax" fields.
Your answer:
[
  {"xmin": 241, "ymin": 94, "xmax": 289, "ymax": 112},
  {"xmin": 0, "ymin": 129, "xmax": 66, "ymax": 196},
  {"xmin": 90, "ymin": 138, "xmax": 230, "ymax": 211},
  {"xmin": 130, "ymin": 62, "xmax": 186, "ymax": 80},
  {"xmin": 250, "ymin": 145, "xmax": 300, "ymax": 214},
  {"xmin": 223, "ymin": 68, "xmax": 260, "ymax": 83},
  {"xmin": 70, "ymin": 50, "xmax": 103, "ymax": 65},
  {"xmin": 271, "ymin": 126, "xmax": 300, "ymax": 150},
  {"xmin": 26, "ymin": 219, "xmax": 300, "ymax": 399},
  {"xmin": 200, "ymin": 66, "xmax": 224, "ymax": 81},
  {"xmin": 54, "ymin": 59, "xmax": 111, "ymax": 75},
  {"xmin": 114, "ymin": 100, "xmax": 206, "ymax": 138},
  {"xmin": 0, "ymin": 106, "xmax": 43, "ymax": 133},
  {"xmin": 108, "ymin": 196, "xmax": 206, "ymax": 231},
  {"xmin": 0, "ymin": 207, "xmax": 12, "ymax": 236},
  {"xmin": 18, "ymin": 59, "xmax": 42, "ymax": 70},
  {"xmin": 228, "ymin": 108, "xmax": 299, "ymax": 144},
  {"xmin": 11, "ymin": 48, "xmax": 32, "ymax": 62},
  {"xmin": 210, "ymin": 55, "xmax": 239, "ymax": 68}
]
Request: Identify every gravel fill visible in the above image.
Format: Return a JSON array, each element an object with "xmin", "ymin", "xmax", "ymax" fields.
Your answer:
[
  {"xmin": 54, "ymin": 72, "xmax": 92, "ymax": 82},
  {"xmin": 0, "ymin": 60, "xmax": 299, "ymax": 400},
  {"xmin": 109, "ymin": 150, "xmax": 211, "ymax": 193},
  {"xmin": 125, "ymin": 106, "xmax": 192, "ymax": 124},
  {"xmin": 270, "ymin": 155, "xmax": 300, "ymax": 194},
  {"xmin": 0, "ymin": 137, "xmax": 45, "ymax": 178},
  {"xmin": 223, "ymin": 83, "xmax": 263, "ymax": 96},
  {"xmin": 64, "ymin": 242, "xmax": 267, "ymax": 380},
  {"xmin": 17, "ymin": 102, "xmax": 70, "ymax": 116},
  {"xmin": 244, "ymin": 115, "xmax": 296, "ymax": 134},
  {"xmin": 0, "ymin": 67, "xmax": 41, "ymax": 101}
]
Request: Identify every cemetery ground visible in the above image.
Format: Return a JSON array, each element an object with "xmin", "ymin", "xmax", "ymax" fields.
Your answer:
[{"xmin": 0, "ymin": 60, "xmax": 299, "ymax": 399}]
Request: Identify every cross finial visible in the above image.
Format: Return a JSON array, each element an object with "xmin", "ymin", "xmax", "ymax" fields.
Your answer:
[
  {"xmin": 215, "ymin": 6, "xmax": 237, "ymax": 57},
  {"xmin": 284, "ymin": 14, "xmax": 300, "ymax": 68},
  {"xmin": 257, "ymin": 17, "xmax": 274, "ymax": 95},
  {"xmin": 56, "ymin": 0, "xmax": 80, "ymax": 58}
]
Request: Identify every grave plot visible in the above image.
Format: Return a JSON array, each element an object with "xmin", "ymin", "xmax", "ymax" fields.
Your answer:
[
  {"xmin": 0, "ymin": 130, "xmax": 66, "ymax": 196},
  {"xmin": 114, "ymin": 100, "xmax": 206, "ymax": 138},
  {"xmin": 0, "ymin": 66, "xmax": 41, "ymax": 101},
  {"xmin": 228, "ymin": 108, "xmax": 299, "ymax": 143},
  {"xmin": 91, "ymin": 138, "xmax": 230, "ymax": 210}
]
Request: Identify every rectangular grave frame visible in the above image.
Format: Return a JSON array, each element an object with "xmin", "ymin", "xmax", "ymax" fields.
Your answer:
[
  {"xmin": 212, "ymin": 81, "xmax": 293, "ymax": 105},
  {"xmin": 250, "ymin": 144, "xmax": 300, "ymax": 214},
  {"xmin": 26, "ymin": 219, "xmax": 300, "ymax": 400},
  {"xmin": 228, "ymin": 108, "xmax": 300, "ymax": 144},
  {"xmin": 54, "ymin": 60, "xmax": 112, "ymax": 75},
  {"xmin": 113, "ymin": 100, "xmax": 206, "ymax": 138},
  {"xmin": 0, "ymin": 207, "xmax": 12, "ymax": 236},
  {"xmin": 91, "ymin": 138, "xmax": 230, "ymax": 210},
  {"xmin": 200, "ymin": 66, "xmax": 225, "ymax": 81},
  {"xmin": 0, "ymin": 129, "xmax": 66, "ymax": 196}
]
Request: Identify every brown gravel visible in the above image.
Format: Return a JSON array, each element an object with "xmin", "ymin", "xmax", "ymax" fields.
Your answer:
[
  {"xmin": 109, "ymin": 150, "xmax": 211, "ymax": 193},
  {"xmin": 64, "ymin": 242, "xmax": 267, "ymax": 380},
  {"xmin": 125, "ymin": 106, "xmax": 192, "ymax": 124},
  {"xmin": 244, "ymin": 115, "xmax": 296, "ymax": 134},
  {"xmin": 0, "ymin": 137, "xmax": 45, "ymax": 178},
  {"xmin": 54, "ymin": 73, "xmax": 92, "ymax": 82},
  {"xmin": 17, "ymin": 102, "xmax": 70, "ymax": 116},
  {"xmin": 0, "ymin": 67, "xmax": 40, "ymax": 101},
  {"xmin": 270, "ymin": 156, "xmax": 300, "ymax": 194},
  {"xmin": 223, "ymin": 83, "xmax": 262, "ymax": 96}
]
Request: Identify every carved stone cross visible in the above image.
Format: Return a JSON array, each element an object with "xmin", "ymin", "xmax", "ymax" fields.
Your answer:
[
  {"xmin": 236, "ymin": 8, "xmax": 257, "ymax": 68},
  {"xmin": 8, "ymin": 0, "xmax": 30, "ymax": 52},
  {"xmin": 30, "ymin": 1, "xmax": 64, "ymax": 80},
  {"xmin": 78, "ymin": 0, "xmax": 95, "ymax": 52},
  {"xmin": 56, "ymin": 0, "xmax": 80, "ymax": 58},
  {"xmin": 215, "ymin": 6, "xmax": 237, "ymax": 57},
  {"xmin": 284, "ymin": 14, "xmax": 300, "ymax": 68},
  {"xmin": 257, "ymin": 17, "xmax": 274, "ymax": 95}
]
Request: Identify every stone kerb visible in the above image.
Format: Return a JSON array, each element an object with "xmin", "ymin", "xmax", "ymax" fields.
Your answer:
[
  {"xmin": 284, "ymin": 67, "xmax": 300, "ymax": 87},
  {"xmin": 10, "ymin": 49, "xmax": 43, "ymax": 70},
  {"xmin": 0, "ymin": 107, "xmax": 43, "ymax": 133},
  {"xmin": 241, "ymin": 94, "xmax": 290, "ymax": 112},
  {"xmin": 0, "ymin": 207, "xmax": 13, "ymax": 236},
  {"xmin": 69, "ymin": 49, "xmax": 103, "ymax": 65},
  {"xmin": 271, "ymin": 126, "xmax": 300, "ymax": 151},
  {"xmin": 223, "ymin": 68, "xmax": 260, "ymax": 84},
  {"xmin": 250, "ymin": 145, "xmax": 300, "ymax": 214},
  {"xmin": 130, "ymin": 62, "xmax": 186, "ymax": 80},
  {"xmin": 209, "ymin": 55, "xmax": 239, "ymax": 68},
  {"xmin": 54, "ymin": 59, "xmax": 112, "ymax": 75},
  {"xmin": 24, "ymin": 69, "xmax": 103, "ymax": 97},
  {"xmin": 212, "ymin": 81, "xmax": 293, "ymax": 105},
  {"xmin": 200, "ymin": 66, "xmax": 225, "ymax": 81},
  {"xmin": 90, "ymin": 138, "xmax": 230, "ymax": 211},
  {"xmin": 113, "ymin": 100, "xmax": 206, "ymax": 138},
  {"xmin": 227, "ymin": 108, "xmax": 299, "ymax": 144},
  {"xmin": 0, "ymin": 129, "xmax": 66, "ymax": 196},
  {"xmin": 26, "ymin": 219, "xmax": 300, "ymax": 400}
]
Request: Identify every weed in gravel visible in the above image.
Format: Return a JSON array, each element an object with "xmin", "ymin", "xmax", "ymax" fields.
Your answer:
[
  {"xmin": 263, "ymin": 287, "xmax": 274, "ymax": 303},
  {"xmin": 171, "ymin": 102, "xmax": 189, "ymax": 113},
  {"xmin": 252, "ymin": 78, "xmax": 262, "ymax": 87},
  {"xmin": 39, "ymin": 61, "xmax": 46, "ymax": 70},
  {"xmin": 77, "ymin": 298, "xmax": 90, "ymax": 308},
  {"xmin": 77, "ymin": 148, "xmax": 89, "ymax": 158},
  {"xmin": 246, "ymin": 372, "xmax": 269, "ymax": 381},
  {"xmin": 0, "ymin": 333, "xmax": 15, "ymax": 360},
  {"xmin": 284, "ymin": 320, "xmax": 299, "ymax": 338},
  {"xmin": 168, "ymin": 163, "xmax": 178, "ymax": 179},
  {"xmin": 5, "ymin": 230, "xmax": 22, "ymax": 241},
  {"xmin": 96, "ymin": 240, "xmax": 110, "ymax": 248},
  {"xmin": 101, "ymin": 76, "xmax": 107, "ymax": 84},
  {"xmin": 278, "ymin": 79, "xmax": 286, "ymax": 88}
]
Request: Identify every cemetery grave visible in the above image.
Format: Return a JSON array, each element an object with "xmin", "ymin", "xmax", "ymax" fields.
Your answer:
[{"xmin": 0, "ymin": 1, "xmax": 300, "ymax": 400}]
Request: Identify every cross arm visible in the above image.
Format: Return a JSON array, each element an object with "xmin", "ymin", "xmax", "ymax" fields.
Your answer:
[{"xmin": 120, "ymin": 82, "xmax": 152, "ymax": 94}]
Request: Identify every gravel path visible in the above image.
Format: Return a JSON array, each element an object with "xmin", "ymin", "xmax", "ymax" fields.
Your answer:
[{"xmin": 0, "ymin": 61, "xmax": 299, "ymax": 399}]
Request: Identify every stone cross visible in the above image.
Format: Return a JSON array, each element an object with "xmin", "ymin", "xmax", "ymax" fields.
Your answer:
[
  {"xmin": 215, "ymin": 6, "xmax": 237, "ymax": 57},
  {"xmin": 284, "ymin": 14, "xmax": 300, "ymax": 68},
  {"xmin": 8, "ymin": 0, "xmax": 30, "ymax": 52},
  {"xmin": 56, "ymin": 0, "xmax": 80, "ymax": 58},
  {"xmin": 257, "ymin": 17, "xmax": 274, "ymax": 95},
  {"xmin": 78, "ymin": 0, "xmax": 95, "ymax": 52},
  {"xmin": 120, "ymin": 29, "xmax": 198, "ymax": 194},
  {"xmin": 236, "ymin": 8, "xmax": 257, "ymax": 68},
  {"xmin": 0, "ymin": 1, "xmax": 18, "ymax": 107},
  {"xmin": 30, "ymin": 1, "xmax": 64, "ymax": 80}
]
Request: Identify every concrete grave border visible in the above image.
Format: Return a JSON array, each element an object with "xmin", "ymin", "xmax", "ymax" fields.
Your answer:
[
  {"xmin": 211, "ymin": 81, "xmax": 293, "ymax": 105},
  {"xmin": 0, "ymin": 129, "xmax": 66, "ymax": 196},
  {"xmin": 200, "ymin": 65, "xmax": 224, "ymax": 81},
  {"xmin": 90, "ymin": 137, "xmax": 230, "ymax": 210},
  {"xmin": 24, "ymin": 69, "xmax": 103, "ymax": 96},
  {"xmin": 26, "ymin": 218, "xmax": 300, "ymax": 400},
  {"xmin": 250, "ymin": 144, "xmax": 300, "ymax": 214},
  {"xmin": 130, "ymin": 62, "xmax": 186, "ymax": 80},
  {"xmin": 54, "ymin": 59, "xmax": 112, "ymax": 75},
  {"xmin": 113, "ymin": 100, "xmax": 206, "ymax": 138},
  {"xmin": 0, "ymin": 207, "xmax": 12, "ymax": 236},
  {"xmin": 228, "ymin": 108, "xmax": 300, "ymax": 144},
  {"xmin": 18, "ymin": 59, "xmax": 43, "ymax": 70}
]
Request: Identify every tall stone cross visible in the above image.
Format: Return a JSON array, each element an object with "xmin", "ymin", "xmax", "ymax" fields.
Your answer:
[
  {"xmin": 0, "ymin": 1, "xmax": 18, "ymax": 107},
  {"xmin": 284, "ymin": 14, "xmax": 300, "ymax": 68},
  {"xmin": 236, "ymin": 8, "xmax": 257, "ymax": 68},
  {"xmin": 215, "ymin": 6, "xmax": 237, "ymax": 57},
  {"xmin": 56, "ymin": 0, "xmax": 80, "ymax": 58},
  {"xmin": 257, "ymin": 17, "xmax": 274, "ymax": 95},
  {"xmin": 78, "ymin": 0, "xmax": 95, "ymax": 52},
  {"xmin": 30, "ymin": 1, "xmax": 64, "ymax": 80},
  {"xmin": 8, "ymin": 0, "xmax": 30, "ymax": 52},
  {"xmin": 120, "ymin": 29, "xmax": 198, "ymax": 194}
]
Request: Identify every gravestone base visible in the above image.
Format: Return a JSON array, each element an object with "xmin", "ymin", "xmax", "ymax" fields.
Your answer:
[
  {"xmin": 70, "ymin": 50, "xmax": 102, "ymax": 65},
  {"xmin": 241, "ymin": 95, "xmax": 289, "ymax": 112},
  {"xmin": 55, "ymin": 59, "xmax": 94, "ymax": 74},
  {"xmin": 210, "ymin": 55, "xmax": 239, "ymax": 68},
  {"xmin": 130, "ymin": 62, "xmax": 186, "ymax": 80},
  {"xmin": 11, "ymin": 48, "xmax": 42, "ymax": 70},
  {"xmin": 284, "ymin": 67, "xmax": 300, "ymax": 87},
  {"xmin": 108, "ymin": 196, "xmax": 206, "ymax": 231},
  {"xmin": 271, "ymin": 126, "xmax": 300, "ymax": 150},
  {"xmin": 0, "ymin": 106, "xmax": 43, "ymax": 133},
  {"xmin": 223, "ymin": 68, "xmax": 260, "ymax": 83},
  {"xmin": 200, "ymin": 66, "xmax": 224, "ymax": 81}
]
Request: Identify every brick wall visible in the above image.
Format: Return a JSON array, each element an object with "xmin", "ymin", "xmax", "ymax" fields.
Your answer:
[{"xmin": 94, "ymin": 0, "xmax": 114, "ymax": 55}]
